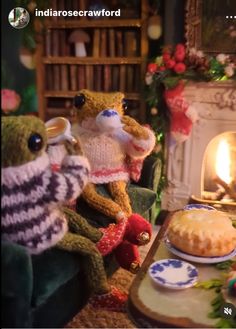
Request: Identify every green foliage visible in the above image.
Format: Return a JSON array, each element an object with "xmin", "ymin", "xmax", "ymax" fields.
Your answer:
[
  {"xmin": 15, "ymin": 0, "xmax": 50, "ymax": 51},
  {"xmin": 17, "ymin": 84, "xmax": 38, "ymax": 114},
  {"xmin": 216, "ymin": 260, "xmax": 235, "ymax": 271},
  {"xmin": 1, "ymin": 60, "xmax": 15, "ymax": 89},
  {"xmin": 195, "ymin": 267, "xmax": 236, "ymax": 328},
  {"xmin": 209, "ymin": 293, "xmax": 236, "ymax": 328},
  {"xmin": 195, "ymin": 278, "xmax": 223, "ymax": 289}
]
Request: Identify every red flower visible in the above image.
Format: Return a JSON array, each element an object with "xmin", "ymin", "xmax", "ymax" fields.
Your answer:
[
  {"xmin": 163, "ymin": 52, "xmax": 171, "ymax": 63},
  {"xmin": 147, "ymin": 63, "xmax": 158, "ymax": 73},
  {"xmin": 174, "ymin": 49, "xmax": 185, "ymax": 62},
  {"xmin": 1, "ymin": 89, "xmax": 21, "ymax": 114},
  {"xmin": 173, "ymin": 62, "xmax": 186, "ymax": 74},
  {"xmin": 165, "ymin": 59, "xmax": 176, "ymax": 69}
]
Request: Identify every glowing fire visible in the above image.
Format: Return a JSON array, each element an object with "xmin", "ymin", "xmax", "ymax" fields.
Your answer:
[{"xmin": 215, "ymin": 139, "xmax": 232, "ymax": 184}]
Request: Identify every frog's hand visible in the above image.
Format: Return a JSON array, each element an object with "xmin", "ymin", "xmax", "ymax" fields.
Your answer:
[{"xmin": 63, "ymin": 207, "xmax": 102, "ymax": 243}]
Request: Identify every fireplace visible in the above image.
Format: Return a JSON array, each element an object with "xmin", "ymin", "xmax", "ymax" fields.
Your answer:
[
  {"xmin": 202, "ymin": 132, "xmax": 236, "ymax": 203},
  {"xmin": 161, "ymin": 81, "xmax": 236, "ymax": 213}
]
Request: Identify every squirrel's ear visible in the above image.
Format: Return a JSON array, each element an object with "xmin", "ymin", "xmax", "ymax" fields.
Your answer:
[{"xmin": 74, "ymin": 93, "xmax": 85, "ymax": 109}]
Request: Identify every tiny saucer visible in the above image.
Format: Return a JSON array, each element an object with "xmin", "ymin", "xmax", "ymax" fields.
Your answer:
[{"xmin": 148, "ymin": 259, "xmax": 198, "ymax": 290}]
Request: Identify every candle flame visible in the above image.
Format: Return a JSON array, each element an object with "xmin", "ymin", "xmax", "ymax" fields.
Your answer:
[{"xmin": 215, "ymin": 139, "xmax": 231, "ymax": 184}]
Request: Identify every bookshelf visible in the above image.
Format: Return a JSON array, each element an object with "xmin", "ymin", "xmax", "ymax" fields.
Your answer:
[{"xmin": 35, "ymin": 0, "xmax": 149, "ymax": 123}]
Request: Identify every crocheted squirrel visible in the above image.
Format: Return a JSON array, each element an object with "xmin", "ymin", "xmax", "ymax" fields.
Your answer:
[
  {"xmin": 72, "ymin": 90, "xmax": 156, "ymax": 272},
  {"xmin": 1, "ymin": 116, "xmax": 127, "ymax": 312}
]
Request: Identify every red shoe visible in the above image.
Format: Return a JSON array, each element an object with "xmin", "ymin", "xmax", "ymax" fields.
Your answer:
[
  {"xmin": 96, "ymin": 220, "xmax": 127, "ymax": 256},
  {"xmin": 125, "ymin": 213, "xmax": 152, "ymax": 245},
  {"xmin": 88, "ymin": 286, "xmax": 127, "ymax": 312},
  {"xmin": 114, "ymin": 241, "xmax": 141, "ymax": 273}
]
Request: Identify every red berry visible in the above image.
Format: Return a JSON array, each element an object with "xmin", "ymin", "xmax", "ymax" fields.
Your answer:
[
  {"xmin": 147, "ymin": 63, "xmax": 158, "ymax": 73},
  {"xmin": 163, "ymin": 53, "xmax": 171, "ymax": 63},
  {"xmin": 166, "ymin": 59, "xmax": 176, "ymax": 69},
  {"xmin": 174, "ymin": 50, "xmax": 185, "ymax": 62},
  {"xmin": 173, "ymin": 62, "xmax": 186, "ymax": 74},
  {"xmin": 159, "ymin": 66, "xmax": 166, "ymax": 71},
  {"xmin": 175, "ymin": 43, "xmax": 185, "ymax": 51}
]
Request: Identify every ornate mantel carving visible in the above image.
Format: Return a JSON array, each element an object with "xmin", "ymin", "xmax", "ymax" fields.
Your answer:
[
  {"xmin": 183, "ymin": 81, "xmax": 236, "ymax": 112},
  {"xmin": 161, "ymin": 81, "xmax": 236, "ymax": 211}
]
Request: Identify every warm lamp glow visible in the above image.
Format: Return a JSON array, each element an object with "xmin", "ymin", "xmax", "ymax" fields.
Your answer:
[
  {"xmin": 147, "ymin": 15, "xmax": 162, "ymax": 40},
  {"xmin": 215, "ymin": 139, "xmax": 232, "ymax": 184}
]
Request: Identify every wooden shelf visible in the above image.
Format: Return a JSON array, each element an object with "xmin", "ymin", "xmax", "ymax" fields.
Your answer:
[
  {"xmin": 35, "ymin": 0, "xmax": 148, "ymax": 122},
  {"xmin": 44, "ymin": 91, "xmax": 140, "ymax": 100},
  {"xmin": 47, "ymin": 107, "xmax": 77, "ymax": 123},
  {"xmin": 45, "ymin": 19, "xmax": 142, "ymax": 29},
  {"xmin": 43, "ymin": 57, "xmax": 142, "ymax": 65}
]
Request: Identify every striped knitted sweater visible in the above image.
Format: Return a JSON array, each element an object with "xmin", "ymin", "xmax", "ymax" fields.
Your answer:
[{"xmin": 1, "ymin": 151, "xmax": 90, "ymax": 254}]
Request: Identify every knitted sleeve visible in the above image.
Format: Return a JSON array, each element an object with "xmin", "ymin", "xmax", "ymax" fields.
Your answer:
[
  {"xmin": 43, "ymin": 155, "xmax": 90, "ymax": 203},
  {"xmin": 125, "ymin": 127, "xmax": 156, "ymax": 159}
]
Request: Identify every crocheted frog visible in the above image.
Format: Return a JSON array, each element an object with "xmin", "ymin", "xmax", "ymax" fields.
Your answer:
[
  {"xmin": 72, "ymin": 90, "xmax": 156, "ymax": 272},
  {"xmin": 1, "ymin": 116, "xmax": 127, "ymax": 312}
]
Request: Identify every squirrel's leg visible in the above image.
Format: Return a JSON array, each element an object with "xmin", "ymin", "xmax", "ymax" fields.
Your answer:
[
  {"xmin": 57, "ymin": 232, "xmax": 109, "ymax": 294},
  {"xmin": 63, "ymin": 207, "xmax": 102, "ymax": 243},
  {"xmin": 82, "ymin": 183, "xmax": 123, "ymax": 221},
  {"xmin": 108, "ymin": 181, "xmax": 132, "ymax": 217}
]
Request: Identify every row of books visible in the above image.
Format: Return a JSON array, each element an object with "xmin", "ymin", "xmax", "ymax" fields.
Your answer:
[
  {"xmin": 46, "ymin": 64, "xmax": 141, "ymax": 92},
  {"xmin": 44, "ymin": 28, "xmax": 140, "ymax": 57}
]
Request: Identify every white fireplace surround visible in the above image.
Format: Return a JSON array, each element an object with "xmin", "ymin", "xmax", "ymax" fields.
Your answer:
[{"xmin": 161, "ymin": 81, "xmax": 236, "ymax": 211}]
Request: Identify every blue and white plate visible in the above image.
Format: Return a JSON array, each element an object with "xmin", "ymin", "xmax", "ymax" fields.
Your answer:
[
  {"xmin": 165, "ymin": 239, "xmax": 236, "ymax": 264},
  {"xmin": 148, "ymin": 259, "xmax": 198, "ymax": 290},
  {"xmin": 183, "ymin": 204, "xmax": 215, "ymax": 211}
]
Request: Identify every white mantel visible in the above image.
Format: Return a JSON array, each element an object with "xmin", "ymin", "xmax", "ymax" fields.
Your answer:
[{"xmin": 161, "ymin": 81, "xmax": 236, "ymax": 211}]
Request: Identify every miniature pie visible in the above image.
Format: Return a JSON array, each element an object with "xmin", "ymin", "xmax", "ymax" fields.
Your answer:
[{"xmin": 167, "ymin": 209, "xmax": 236, "ymax": 257}]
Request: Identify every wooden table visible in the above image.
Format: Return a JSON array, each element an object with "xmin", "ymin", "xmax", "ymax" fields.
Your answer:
[{"xmin": 127, "ymin": 213, "xmax": 236, "ymax": 328}]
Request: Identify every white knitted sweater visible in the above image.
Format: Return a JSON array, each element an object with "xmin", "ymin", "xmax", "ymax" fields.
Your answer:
[{"xmin": 75, "ymin": 124, "xmax": 155, "ymax": 184}]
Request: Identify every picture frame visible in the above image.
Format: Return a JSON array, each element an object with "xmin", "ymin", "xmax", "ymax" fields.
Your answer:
[{"xmin": 185, "ymin": 0, "xmax": 236, "ymax": 54}]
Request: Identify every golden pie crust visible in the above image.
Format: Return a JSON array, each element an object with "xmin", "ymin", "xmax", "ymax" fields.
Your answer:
[{"xmin": 167, "ymin": 209, "xmax": 236, "ymax": 257}]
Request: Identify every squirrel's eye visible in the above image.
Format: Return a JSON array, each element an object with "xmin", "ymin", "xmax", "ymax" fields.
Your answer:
[
  {"xmin": 28, "ymin": 134, "xmax": 43, "ymax": 152},
  {"xmin": 74, "ymin": 93, "xmax": 85, "ymax": 108},
  {"xmin": 122, "ymin": 99, "xmax": 128, "ymax": 111}
]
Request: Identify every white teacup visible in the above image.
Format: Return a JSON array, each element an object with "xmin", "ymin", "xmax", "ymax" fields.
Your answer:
[
  {"xmin": 96, "ymin": 109, "xmax": 131, "ymax": 143},
  {"xmin": 45, "ymin": 117, "xmax": 77, "ymax": 145},
  {"xmin": 96, "ymin": 109, "xmax": 124, "ymax": 132}
]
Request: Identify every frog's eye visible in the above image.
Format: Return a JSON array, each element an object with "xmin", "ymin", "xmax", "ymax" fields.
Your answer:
[
  {"xmin": 74, "ymin": 93, "xmax": 85, "ymax": 109},
  {"xmin": 122, "ymin": 98, "xmax": 128, "ymax": 111},
  {"xmin": 28, "ymin": 133, "xmax": 43, "ymax": 152}
]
